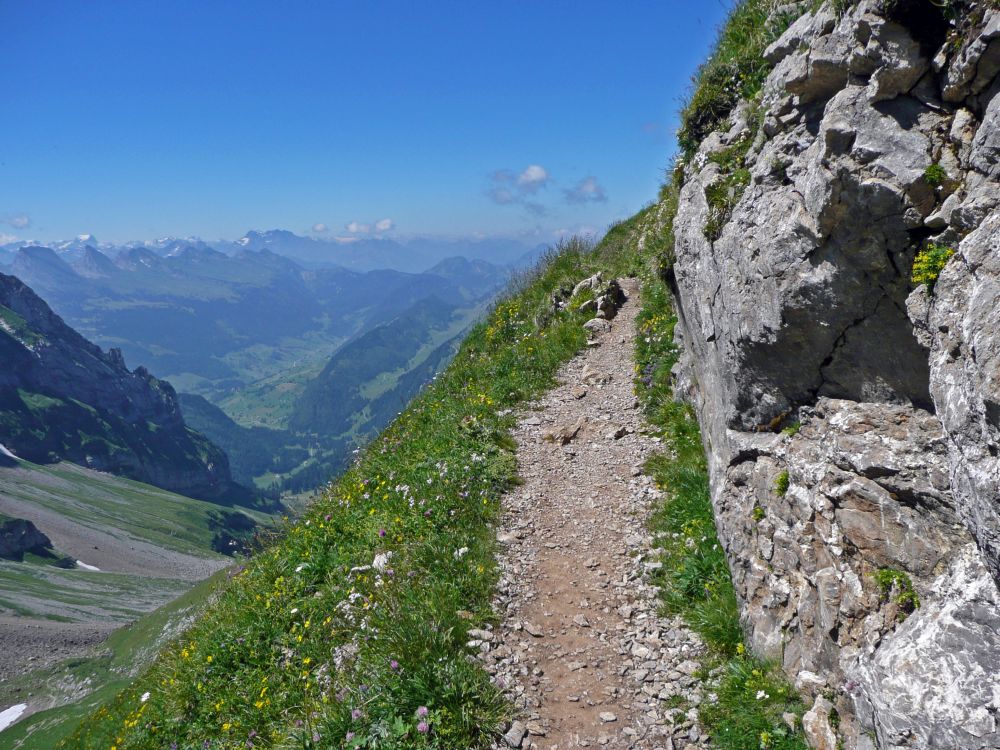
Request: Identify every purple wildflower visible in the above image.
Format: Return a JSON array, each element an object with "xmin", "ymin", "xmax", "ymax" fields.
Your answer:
[
  {"xmin": 416, "ymin": 706, "xmax": 429, "ymax": 718},
  {"xmin": 378, "ymin": 528, "xmax": 387, "ymax": 538},
  {"xmin": 390, "ymin": 659, "xmax": 400, "ymax": 670},
  {"xmin": 351, "ymin": 708, "xmax": 362, "ymax": 720},
  {"xmin": 417, "ymin": 721, "xmax": 430, "ymax": 734}
]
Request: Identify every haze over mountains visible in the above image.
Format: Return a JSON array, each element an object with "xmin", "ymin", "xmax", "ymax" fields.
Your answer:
[
  {"xmin": 0, "ymin": 230, "xmax": 545, "ymax": 273},
  {"xmin": 0, "ymin": 230, "xmax": 543, "ymax": 494}
]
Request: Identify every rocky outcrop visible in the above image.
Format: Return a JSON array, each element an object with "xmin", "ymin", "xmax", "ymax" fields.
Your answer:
[
  {"xmin": 0, "ymin": 517, "xmax": 56, "ymax": 561},
  {"xmin": 668, "ymin": 2, "xmax": 1000, "ymax": 747},
  {"xmin": 0, "ymin": 272, "xmax": 240, "ymax": 502}
]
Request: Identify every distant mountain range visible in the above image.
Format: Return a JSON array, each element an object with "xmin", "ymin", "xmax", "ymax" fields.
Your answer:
[
  {"xmin": 0, "ymin": 230, "xmax": 547, "ymax": 273},
  {"xmin": 231, "ymin": 229, "xmax": 545, "ymax": 272},
  {"xmin": 0, "ymin": 233, "xmax": 541, "ymax": 495},
  {"xmin": 0, "ymin": 241, "xmax": 510, "ymax": 390}
]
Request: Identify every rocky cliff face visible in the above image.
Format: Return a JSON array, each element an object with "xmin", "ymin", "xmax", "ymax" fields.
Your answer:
[
  {"xmin": 668, "ymin": 1, "xmax": 1000, "ymax": 747},
  {"xmin": 0, "ymin": 272, "xmax": 238, "ymax": 502}
]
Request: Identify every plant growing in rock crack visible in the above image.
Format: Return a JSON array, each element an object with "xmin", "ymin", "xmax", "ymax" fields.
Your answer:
[
  {"xmin": 703, "ymin": 135, "xmax": 754, "ymax": 241},
  {"xmin": 774, "ymin": 470, "xmax": 790, "ymax": 497},
  {"xmin": 923, "ymin": 163, "xmax": 947, "ymax": 188},
  {"xmin": 752, "ymin": 505, "xmax": 766, "ymax": 522},
  {"xmin": 770, "ymin": 157, "xmax": 791, "ymax": 184},
  {"xmin": 874, "ymin": 568, "xmax": 920, "ymax": 620},
  {"xmin": 781, "ymin": 422, "xmax": 801, "ymax": 437},
  {"xmin": 911, "ymin": 242, "xmax": 955, "ymax": 291}
]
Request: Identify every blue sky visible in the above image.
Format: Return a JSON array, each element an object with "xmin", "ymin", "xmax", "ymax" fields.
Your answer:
[{"xmin": 1, "ymin": 1, "xmax": 731, "ymax": 244}]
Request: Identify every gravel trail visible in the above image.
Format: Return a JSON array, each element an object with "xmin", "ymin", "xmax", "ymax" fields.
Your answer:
[{"xmin": 481, "ymin": 279, "xmax": 710, "ymax": 750}]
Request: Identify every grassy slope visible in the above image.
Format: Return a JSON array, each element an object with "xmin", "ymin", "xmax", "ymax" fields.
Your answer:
[
  {"xmin": 0, "ymin": 459, "xmax": 268, "ymax": 559},
  {"xmin": 0, "ymin": 461, "xmax": 259, "ymax": 749},
  {"xmin": 61, "ymin": 239, "xmax": 643, "ymax": 750},
  {"xmin": 0, "ymin": 562, "xmax": 191, "ymax": 623},
  {"xmin": 1, "ymin": 571, "xmax": 230, "ymax": 750}
]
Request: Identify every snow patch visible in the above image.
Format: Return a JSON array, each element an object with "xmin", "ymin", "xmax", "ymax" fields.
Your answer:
[
  {"xmin": 0, "ymin": 704, "xmax": 27, "ymax": 732},
  {"xmin": 0, "ymin": 444, "xmax": 17, "ymax": 460},
  {"xmin": 76, "ymin": 560, "xmax": 101, "ymax": 572}
]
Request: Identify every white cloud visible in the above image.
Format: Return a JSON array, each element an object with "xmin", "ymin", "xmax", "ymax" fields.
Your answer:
[
  {"xmin": 0, "ymin": 233, "xmax": 17, "ymax": 245},
  {"xmin": 564, "ymin": 176, "xmax": 607, "ymax": 204},
  {"xmin": 312, "ymin": 222, "xmax": 329, "ymax": 233},
  {"xmin": 517, "ymin": 165, "xmax": 549, "ymax": 193},
  {"xmin": 3, "ymin": 213, "xmax": 30, "ymax": 230},
  {"xmin": 345, "ymin": 218, "xmax": 395, "ymax": 235},
  {"xmin": 487, "ymin": 164, "xmax": 551, "ymax": 213}
]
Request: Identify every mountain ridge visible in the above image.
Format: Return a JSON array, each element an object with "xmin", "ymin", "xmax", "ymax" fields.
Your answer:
[{"xmin": 0, "ymin": 271, "xmax": 247, "ymax": 504}]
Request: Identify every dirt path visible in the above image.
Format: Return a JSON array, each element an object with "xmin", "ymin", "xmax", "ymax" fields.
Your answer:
[{"xmin": 480, "ymin": 279, "xmax": 710, "ymax": 750}]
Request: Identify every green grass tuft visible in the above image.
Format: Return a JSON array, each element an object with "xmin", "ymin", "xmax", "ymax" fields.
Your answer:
[
  {"xmin": 774, "ymin": 470, "xmax": 790, "ymax": 497},
  {"xmin": 678, "ymin": 1, "xmax": 800, "ymax": 158},
  {"xmin": 923, "ymin": 163, "xmax": 947, "ymax": 188},
  {"xmin": 875, "ymin": 568, "xmax": 920, "ymax": 620}
]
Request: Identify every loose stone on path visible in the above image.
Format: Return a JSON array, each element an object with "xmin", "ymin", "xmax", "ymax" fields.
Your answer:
[{"xmin": 480, "ymin": 278, "xmax": 709, "ymax": 749}]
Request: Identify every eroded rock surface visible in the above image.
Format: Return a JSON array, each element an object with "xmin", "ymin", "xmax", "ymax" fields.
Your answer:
[{"xmin": 668, "ymin": 1, "xmax": 1000, "ymax": 746}]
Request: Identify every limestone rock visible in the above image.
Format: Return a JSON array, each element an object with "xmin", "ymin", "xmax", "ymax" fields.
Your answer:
[
  {"xmin": 541, "ymin": 417, "xmax": 586, "ymax": 445},
  {"xmin": 583, "ymin": 318, "xmax": 612, "ymax": 334},
  {"xmin": 802, "ymin": 696, "xmax": 838, "ymax": 750},
  {"xmin": 504, "ymin": 720, "xmax": 527, "ymax": 748},
  {"xmin": 668, "ymin": 1, "xmax": 1000, "ymax": 746}
]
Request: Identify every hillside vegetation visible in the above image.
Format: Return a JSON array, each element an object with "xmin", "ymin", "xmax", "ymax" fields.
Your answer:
[
  {"xmin": 4, "ymin": 244, "xmax": 514, "ymax": 497},
  {"xmin": 63, "ymin": 236, "xmax": 646, "ymax": 749},
  {"xmin": 60, "ymin": 2, "xmax": 816, "ymax": 747}
]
